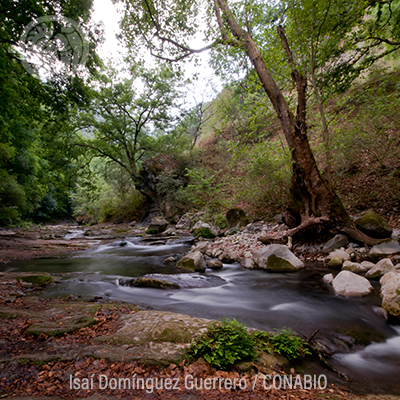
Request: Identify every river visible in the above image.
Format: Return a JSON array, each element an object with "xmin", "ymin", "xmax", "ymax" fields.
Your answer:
[{"xmin": 2, "ymin": 236, "xmax": 400, "ymax": 394}]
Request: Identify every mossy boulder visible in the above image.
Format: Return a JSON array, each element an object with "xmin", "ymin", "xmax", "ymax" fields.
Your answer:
[
  {"xmin": 26, "ymin": 314, "xmax": 96, "ymax": 337},
  {"xmin": 253, "ymin": 244, "xmax": 304, "ymax": 272},
  {"xmin": 16, "ymin": 273, "xmax": 55, "ymax": 287},
  {"xmin": 146, "ymin": 218, "xmax": 168, "ymax": 234},
  {"xmin": 177, "ymin": 250, "xmax": 207, "ymax": 272},
  {"xmin": 226, "ymin": 208, "xmax": 248, "ymax": 229},
  {"xmin": 354, "ymin": 209, "xmax": 393, "ymax": 239},
  {"xmin": 132, "ymin": 277, "xmax": 180, "ymax": 289}
]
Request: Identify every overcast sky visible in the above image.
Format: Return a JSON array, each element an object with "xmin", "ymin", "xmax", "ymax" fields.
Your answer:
[{"xmin": 91, "ymin": 0, "xmax": 221, "ymax": 104}]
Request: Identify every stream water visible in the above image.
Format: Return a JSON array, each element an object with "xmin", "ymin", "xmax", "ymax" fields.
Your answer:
[{"xmin": 2, "ymin": 237, "xmax": 400, "ymax": 394}]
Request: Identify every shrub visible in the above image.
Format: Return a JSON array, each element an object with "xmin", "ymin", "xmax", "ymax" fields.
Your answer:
[
  {"xmin": 270, "ymin": 328, "xmax": 310, "ymax": 360},
  {"xmin": 186, "ymin": 318, "xmax": 255, "ymax": 369}
]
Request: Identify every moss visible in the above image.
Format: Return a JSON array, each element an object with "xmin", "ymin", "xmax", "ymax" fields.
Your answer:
[
  {"xmin": 341, "ymin": 328, "xmax": 385, "ymax": 346},
  {"xmin": 16, "ymin": 274, "xmax": 54, "ymax": 286},
  {"xmin": 266, "ymin": 254, "xmax": 297, "ymax": 271},
  {"xmin": 133, "ymin": 277, "xmax": 180, "ymax": 289},
  {"xmin": 146, "ymin": 228, "xmax": 159, "ymax": 235},
  {"xmin": 26, "ymin": 315, "xmax": 96, "ymax": 337},
  {"xmin": 194, "ymin": 227, "xmax": 215, "ymax": 239}
]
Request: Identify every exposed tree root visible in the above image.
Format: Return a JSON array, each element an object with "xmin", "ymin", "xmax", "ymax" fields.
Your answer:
[{"xmin": 258, "ymin": 216, "xmax": 384, "ymax": 246}]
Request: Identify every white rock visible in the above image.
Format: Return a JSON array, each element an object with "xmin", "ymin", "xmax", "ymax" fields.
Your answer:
[
  {"xmin": 322, "ymin": 273, "xmax": 334, "ymax": 285},
  {"xmin": 332, "ymin": 270, "xmax": 373, "ymax": 296},
  {"xmin": 379, "ymin": 271, "xmax": 400, "ymax": 317},
  {"xmin": 360, "ymin": 261, "xmax": 375, "ymax": 270},
  {"xmin": 365, "ymin": 258, "xmax": 395, "ymax": 279},
  {"xmin": 327, "ymin": 249, "xmax": 350, "ymax": 261},
  {"xmin": 370, "ymin": 240, "xmax": 400, "ymax": 256},
  {"xmin": 240, "ymin": 257, "xmax": 255, "ymax": 269},
  {"xmin": 342, "ymin": 261, "xmax": 367, "ymax": 273}
]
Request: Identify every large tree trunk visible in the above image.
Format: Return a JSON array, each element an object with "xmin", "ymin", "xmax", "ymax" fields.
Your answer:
[{"xmin": 215, "ymin": 0, "xmax": 352, "ymax": 231}]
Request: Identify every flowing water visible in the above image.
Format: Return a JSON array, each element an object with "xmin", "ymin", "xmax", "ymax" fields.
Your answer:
[{"xmin": 2, "ymin": 236, "xmax": 400, "ymax": 394}]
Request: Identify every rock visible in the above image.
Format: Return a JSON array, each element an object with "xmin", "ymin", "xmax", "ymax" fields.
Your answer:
[
  {"xmin": 146, "ymin": 218, "xmax": 169, "ymax": 234},
  {"xmin": 94, "ymin": 311, "xmax": 210, "ymax": 365},
  {"xmin": 16, "ymin": 273, "xmax": 55, "ymax": 287},
  {"xmin": 370, "ymin": 240, "xmax": 400, "ymax": 256},
  {"xmin": 176, "ymin": 213, "xmax": 193, "ymax": 230},
  {"xmin": 26, "ymin": 314, "xmax": 96, "ymax": 337},
  {"xmin": 361, "ymin": 261, "xmax": 375, "ymax": 270},
  {"xmin": 239, "ymin": 257, "xmax": 255, "ymax": 269},
  {"xmin": 342, "ymin": 261, "xmax": 368, "ymax": 273},
  {"xmin": 206, "ymin": 260, "xmax": 223, "ymax": 270},
  {"xmin": 218, "ymin": 249, "xmax": 237, "ymax": 263},
  {"xmin": 322, "ymin": 273, "xmax": 334, "ymax": 285},
  {"xmin": 327, "ymin": 257, "xmax": 344, "ymax": 268},
  {"xmin": 332, "ymin": 270, "xmax": 373, "ymax": 297},
  {"xmin": 191, "ymin": 221, "xmax": 217, "ymax": 239},
  {"xmin": 322, "ymin": 234, "xmax": 349, "ymax": 254},
  {"xmin": 163, "ymin": 256, "xmax": 177, "ymax": 263},
  {"xmin": 365, "ymin": 258, "xmax": 395, "ymax": 279},
  {"xmin": 132, "ymin": 277, "xmax": 180, "ymax": 289},
  {"xmin": 371, "ymin": 306, "xmax": 388, "ymax": 321},
  {"xmin": 252, "ymin": 244, "xmax": 304, "ymax": 272},
  {"xmin": 177, "ymin": 251, "xmax": 207, "ymax": 272},
  {"xmin": 327, "ymin": 249, "xmax": 350, "ymax": 261},
  {"xmin": 226, "ymin": 208, "xmax": 248, "ymax": 229},
  {"xmin": 379, "ymin": 271, "xmax": 400, "ymax": 317},
  {"xmin": 354, "ymin": 209, "xmax": 393, "ymax": 239},
  {"xmin": 191, "ymin": 241, "xmax": 209, "ymax": 254}
]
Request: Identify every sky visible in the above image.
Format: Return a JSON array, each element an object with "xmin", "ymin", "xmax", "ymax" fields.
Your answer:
[{"xmin": 91, "ymin": 0, "xmax": 221, "ymax": 105}]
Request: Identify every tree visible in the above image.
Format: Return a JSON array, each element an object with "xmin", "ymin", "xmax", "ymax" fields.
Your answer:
[
  {"xmin": 74, "ymin": 63, "xmax": 182, "ymax": 192},
  {"xmin": 116, "ymin": 0, "xmax": 373, "ymax": 241}
]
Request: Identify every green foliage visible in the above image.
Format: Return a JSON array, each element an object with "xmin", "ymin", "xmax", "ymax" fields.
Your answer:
[
  {"xmin": 177, "ymin": 166, "xmax": 227, "ymax": 213},
  {"xmin": 187, "ymin": 320, "xmax": 310, "ymax": 369},
  {"xmin": 270, "ymin": 328, "xmax": 310, "ymax": 360},
  {"xmin": 213, "ymin": 213, "xmax": 227, "ymax": 230},
  {"xmin": 187, "ymin": 318, "xmax": 255, "ymax": 369}
]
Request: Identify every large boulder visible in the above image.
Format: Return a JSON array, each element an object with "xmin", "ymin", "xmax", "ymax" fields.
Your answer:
[
  {"xmin": 369, "ymin": 240, "xmax": 400, "ymax": 256},
  {"xmin": 146, "ymin": 218, "xmax": 169, "ymax": 234},
  {"xmin": 354, "ymin": 209, "xmax": 393, "ymax": 239},
  {"xmin": 252, "ymin": 244, "xmax": 304, "ymax": 272},
  {"xmin": 332, "ymin": 270, "xmax": 373, "ymax": 297},
  {"xmin": 226, "ymin": 208, "xmax": 248, "ymax": 229},
  {"xmin": 177, "ymin": 251, "xmax": 207, "ymax": 272},
  {"xmin": 191, "ymin": 221, "xmax": 218, "ymax": 238},
  {"xmin": 322, "ymin": 234, "xmax": 349, "ymax": 254},
  {"xmin": 365, "ymin": 258, "xmax": 395, "ymax": 279},
  {"xmin": 176, "ymin": 213, "xmax": 193, "ymax": 230},
  {"xmin": 380, "ymin": 272, "xmax": 400, "ymax": 317}
]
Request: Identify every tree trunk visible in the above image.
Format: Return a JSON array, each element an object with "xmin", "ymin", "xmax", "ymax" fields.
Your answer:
[{"xmin": 215, "ymin": 0, "xmax": 352, "ymax": 230}]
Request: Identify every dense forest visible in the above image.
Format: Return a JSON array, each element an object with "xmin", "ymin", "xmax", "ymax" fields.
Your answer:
[{"xmin": 1, "ymin": 0, "xmax": 400, "ymax": 231}]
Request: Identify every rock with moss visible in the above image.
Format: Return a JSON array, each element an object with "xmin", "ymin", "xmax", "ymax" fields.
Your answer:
[
  {"xmin": 354, "ymin": 209, "xmax": 393, "ymax": 239},
  {"xmin": 366, "ymin": 258, "xmax": 395, "ymax": 279},
  {"xmin": 226, "ymin": 208, "xmax": 248, "ymax": 229},
  {"xmin": 26, "ymin": 314, "xmax": 96, "ymax": 337},
  {"xmin": 146, "ymin": 218, "xmax": 168, "ymax": 234},
  {"xmin": 332, "ymin": 270, "xmax": 373, "ymax": 297},
  {"xmin": 16, "ymin": 273, "xmax": 55, "ymax": 287},
  {"xmin": 253, "ymin": 244, "xmax": 304, "ymax": 272},
  {"xmin": 132, "ymin": 277, "xmax": 180, "ymax": 289},
  {"xmin": 380, "ymin": 271, "xmax": 400, "ymax": 317},
  {"xmin": 177, "ymin": 250, "xmax": 207, "ymax": 272},
  {"xmin": 327, "ymin": 249, "xmax": 350, "ymax": 261},
  {"xmin": 328, "ymin": 257, "xmax": 344, "ymax": 268},
  {"xmin": 342, "ymin": 261, "xmax": 368, "ymax": 273},
  {"xmin": 191, "ymin": 221, "xmax": 218, "ymax": 239}
]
